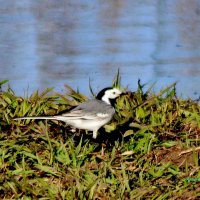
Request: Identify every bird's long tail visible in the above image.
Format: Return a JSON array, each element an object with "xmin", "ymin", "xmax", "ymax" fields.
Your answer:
[{"xmin": 13, "ymin": 116, "xmax": 57, "ymax": 121}]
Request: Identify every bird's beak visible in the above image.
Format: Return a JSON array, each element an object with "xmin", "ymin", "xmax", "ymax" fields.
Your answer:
[{"xmin": 120, "ymin": 89, "xmax": 127, "ymax": 96}]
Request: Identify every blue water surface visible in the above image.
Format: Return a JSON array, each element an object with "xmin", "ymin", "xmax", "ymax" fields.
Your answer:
[{"xmin": 0, "ymin": 0, "xmax": 200, "ymax": 98}]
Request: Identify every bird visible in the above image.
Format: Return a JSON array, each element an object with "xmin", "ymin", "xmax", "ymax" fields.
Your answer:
[{"xmin": 14, "ymin": 87, "xmax": 122, "ymax": 139}]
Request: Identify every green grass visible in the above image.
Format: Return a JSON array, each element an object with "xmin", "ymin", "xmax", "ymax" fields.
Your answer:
[{"xmin": 0, "ymin": 78, "xmax": 200, "ymax": 199}]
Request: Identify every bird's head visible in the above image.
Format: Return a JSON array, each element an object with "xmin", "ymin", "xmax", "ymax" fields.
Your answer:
[{"xmin": 96, "ymin": 87, "xmax": 123, "ymax": 105}]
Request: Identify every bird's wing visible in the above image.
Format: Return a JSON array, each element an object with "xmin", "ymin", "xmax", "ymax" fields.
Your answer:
[
  {"xmin": 60, "ymin": 99, "xmax": 115, "ymax": 120},
  {"xmin": 61, "ymin": 108, "xmax": 110, "ymax": 120},
  {"xmin": 61, "ymin": 109, "xmax": 99, "ymax": 120}
]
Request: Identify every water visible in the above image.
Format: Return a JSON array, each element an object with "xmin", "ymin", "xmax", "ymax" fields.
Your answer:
[{"xmin": 0, "ymin": 0, "xmax": 200, "ymax": 98}]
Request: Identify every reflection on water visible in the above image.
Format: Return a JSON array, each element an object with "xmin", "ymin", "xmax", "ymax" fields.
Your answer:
[{"xmin": 0, "ymin": 0, "xmax": 200, "ymax": 98}]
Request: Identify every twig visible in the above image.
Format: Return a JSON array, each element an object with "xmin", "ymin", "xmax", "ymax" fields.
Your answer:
[{"xmin": 179, "ymin": 146, "xmax": 200, "ymax": 156}]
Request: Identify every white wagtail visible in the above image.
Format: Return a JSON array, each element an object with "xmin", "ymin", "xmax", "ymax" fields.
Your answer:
[{"xmin": 14, "ymin": 87, "xmax": 122, "ymax": 139}]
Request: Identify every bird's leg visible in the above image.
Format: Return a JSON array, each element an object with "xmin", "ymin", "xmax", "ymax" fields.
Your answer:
[{"xmin": 92, "ymin": 130, "xmax": 98, "ymax": 139}]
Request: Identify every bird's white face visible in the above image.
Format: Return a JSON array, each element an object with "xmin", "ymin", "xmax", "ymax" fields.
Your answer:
[
  {"xmin": 102, "ymin": 88, "xmax": 122, "ymax": 104},
  {"xmin": 104, "ymin": 88, "xmax": 122, "ymax": 99}
]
